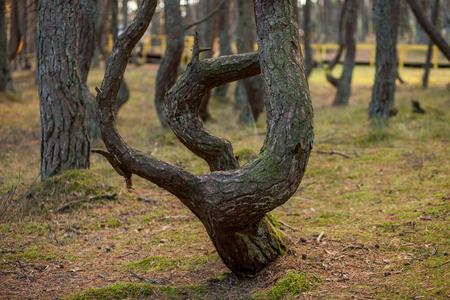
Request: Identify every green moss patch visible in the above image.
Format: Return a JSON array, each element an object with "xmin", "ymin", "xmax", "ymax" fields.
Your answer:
[
  {"xmin": 255, "ymin": 272, "xmax": 321, "ymax": 299},
  {"xmin": 66, "ymin": 282, "xmax": 208, "ymax": 300}
]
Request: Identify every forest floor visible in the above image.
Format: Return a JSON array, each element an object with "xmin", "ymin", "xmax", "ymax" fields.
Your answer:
[{"xmin": 0, "ymin": 64, "xmax": 449, "ymax": 300}]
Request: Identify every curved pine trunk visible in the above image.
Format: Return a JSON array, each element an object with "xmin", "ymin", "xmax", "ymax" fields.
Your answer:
[{"xmin": 96, "ymin": 0, "xmax": 313, "ymax": 277}]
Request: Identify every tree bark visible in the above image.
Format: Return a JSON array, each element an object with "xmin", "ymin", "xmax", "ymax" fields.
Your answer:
[
  {"xmin": 20, "ymin": 0, "xmax": 31, "ymax": 69},
  {"xmin": 154, "ymin": 0, "xmax": 184, "ymax": 127},
  {"xmin": 38, "ymin": 0, "xmax": 90, "ymax": 181},
  {"xmin": 78, "ymin": 0, "xmax": 101, "ymax": 141},
  {"xmin": 407, "ymin": 0, "xmax": 450, "ymax": 61},
  {"xmin": 0, "ymin": 0, "xmax": 7, "ymax": 92},
  {"xmin": 235, "ymin": 0, "xmax": 264, "ymax": 124},
  {"xmin": 303, "ymin": 0, "xmax": 313, "ymax": 76},
  {"xmin": 111, "ymin": 0, "xmax": 130, "ymax": 116},
  {"xmin": 422, "ymin": 0, "xmax": 440, "ymax": 88},
  {"xmin": 96, "ymin": 0, "xmax": 313, "ymax": 277},
  {"xmin": 327, "ymin": 0, "xmax": 358, "ymax": 106},
  {"xmin": 369, "ymin": 0, "xmax": 399, "ymax": 124},
  {"xmin": 6, "ymin": 0, "xmax": 22, "ymax": 91}
]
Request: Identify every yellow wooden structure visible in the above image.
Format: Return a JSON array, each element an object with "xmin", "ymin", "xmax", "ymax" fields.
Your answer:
[{"xmin": 107, "ymin": 34, "xmax": 447, "ymax": 69}]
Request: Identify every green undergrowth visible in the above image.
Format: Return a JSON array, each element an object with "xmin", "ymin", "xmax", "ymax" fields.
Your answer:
[
  {"xmin": 125, "ymin": 253, "xmax": 220, "ymax": 272},
  {"xmin": 66, "ymin": 282, "xmax": 208, "ymax": 300},
  {"xmin": 254, "ymin": 272, "xmax": 321, "ymax": 299}
]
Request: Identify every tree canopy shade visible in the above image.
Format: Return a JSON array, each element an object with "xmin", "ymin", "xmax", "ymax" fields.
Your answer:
[{"xmin": 95, "ymin": 0, "xmax": 313, "ymax": 277}]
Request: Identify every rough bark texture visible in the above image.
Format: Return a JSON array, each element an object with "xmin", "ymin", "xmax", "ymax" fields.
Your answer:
[
  {"xmin": 154, "ymin": 0, "xmax": 184, "ymax": 127},
  {"xmin": 422, "ymin": 0, "xmax": 440, "ymax": 88},
  {"xmin": 213, "ymin": 1, "xmax": 233, "ymax": 98},
  {"xmin": 96, "ymin": 0, "xmax": 313, "ymax": 277},
  {"xmin": 78, "ymin": 0, "xmax": 101, "ymax": 141},
  {"xmin": 303, "ymin": 0, "xmax": 313, "ymax": 76},
  {"xmin": 328, "ymin": 0, "xmax": 358, "ymax": 106},
  {"xmin": 236, "ymin": 0, "xmax": 264, "ymax": 124},
  {"xmin": 0, "ymin": 0, "xmax": 7, "ymax": 92},
  {"xmin": 38, "ymin": 0, "xmax": 90, "ymax": 181},
  {"xmin": 369, "ymin": 0, "xmax": 399, "ymax": 123},
  {"xmin": 110, "ymin": 0, "xmax": 130, "ymax": 117},
  {"xmin": 407, "ymin": 0, "xmax": 450, "ymax": 61}
]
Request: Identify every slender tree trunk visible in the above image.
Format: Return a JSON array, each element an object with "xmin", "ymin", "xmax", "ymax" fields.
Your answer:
[
  {"xmin": 33, "ymin": 0, "xmax": 39, "ymax": 83},
  {"xmin": 110, "ymin": 0, "xmax": 130, "ymax": 116},
  {"xmin": 7, "ymin": 0, "xmax": 22, "ymax": 92},
  {"xmin": 154, "ymin": 0, "xmax": 184, "ymax": 127},
  {"xmin": 38, "ymin": 0, "xmax": 90, "ymax": 181},
  {"xmin": 20, "ymin": 0, "xmax": 31, "ymax": 69},
  {"xmin": 369, "ymin": 0, "xmax": 399, "ymax": 124},
  {"xmin": 78, "ymin": 0, "xmax": 101, "ymax": 141},
  {"xmin": 422, "ymin": 0, "xmax": 440, "ymax": 88},
  {"xmin": 303, "ymin": 0, "xmax": 313, "ymax": 76},
  {"xmin": 96, "ymin": 0, "xmax": 313, "ymax": 278},
  {"xmin": 213, "ymin": 1, "xmax": 233, "ymax": 98},
  {"xmin": 122, "ymin": 0, "xmax": 128, "ymax": 28},
  {"xmin": 324, "ymin": 0, "xmax": 330, "ymax": 43},
  {"xmin": 359, "ymin": 0, "xmax": 368, "ymax": 42},
  {"xmin": 330, "ymin": 0, "xmax": 358, "ymax": 106},
  {"xmin": 235, "ymin": 0, "xmax": 264, "ymax": 124},
  {"xmin": 407, "ymin": 0, "xmax": 450, "ymax": 60},
  {"xmin": 197, "ymin": 0, "xmax": 217, "ymax": 122},
  {"xmin": 0, "ymin": 0, "xmax": 7, "ymax": 92}
]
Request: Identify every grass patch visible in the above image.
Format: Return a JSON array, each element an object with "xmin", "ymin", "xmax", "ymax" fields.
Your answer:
[
  {"xmin": 66, "ymin": 282, "xmax": 208, "ymax": 300},
  {"xmin": 255, "ymin": 272, "xmax": 321, "ymax": 299},
  {"xmin": 125, "ymin": 254, "xmax": 220, "ymax": 271}
]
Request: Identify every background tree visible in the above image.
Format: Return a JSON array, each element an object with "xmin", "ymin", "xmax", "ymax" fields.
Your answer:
[
  {"xmin": 38, "ymin": 0, "xmax": 90, "ymax": 180},
  {"xmin": 6, "ymin": 0, "xmax": 22, "ymax": 91},
  {"xmin": 422, "ymin": 0, "xmax": 440, "ymax": 88},
  {"xmin": 19, "ymin": 0, "xmax": 31, "ymax": 69},
  {"xmin": 78, "ymin": 0, "xmax": 101, "ymax": 140},
  {"xmin": 407, "ymin": 0, "xmax": 450, "ymax": 60},
  {"xmin": 0, "ymin": 0, "xmax": 7, "ymax": 92},
  {"xmin": 96, "ymin": 0, "xmax": 313, "ymax": 277},
  {"xmin": 303, "ymin": 0, "xmax": 313, "ymax": 77},
  {"xmin": 369, "ymin": 0, "xmax": 400, "ymax": 124},
  {"xmin": 111, "ymin": 0, "xmax": 130, "ymax": 116},
  {"xmin": 213, "ymin": 1, "xmax": 233, "ymax": 98},
  {"xmin": 235, "ymin": 0, "xmax": 264, "ymax": 124},
  {"xmin": 326, "ymin": 0, "xmax": 358, "ymax": 106},
  {"xmin": 154, "ymin": 0, "xmax": 184, "ymax": 127}
]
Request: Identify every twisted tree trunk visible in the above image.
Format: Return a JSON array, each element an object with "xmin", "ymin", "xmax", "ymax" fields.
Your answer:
[
  {"xmin": 422, "ymin": 0, "xmax": 440, "ymax": 88},
  {"xmin": 327, "ymin": 0, "xmax": 358, "ymax": 106},
  {"xmin": 96, "ymin": 0, "xmax": 313, "ymax": 277}
]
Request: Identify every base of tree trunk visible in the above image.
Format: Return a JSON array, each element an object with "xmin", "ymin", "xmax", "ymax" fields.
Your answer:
[{"xmin": 205, "ymin": 214, "xmax": 287, "ymax": 278}]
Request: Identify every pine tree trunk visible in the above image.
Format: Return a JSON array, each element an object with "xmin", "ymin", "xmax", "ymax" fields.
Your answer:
[
  {"xmin": 369, "ymin": 0, "xmax": 399, "ymax": 124},
  {"xmin": 96, "ymin": 0, "xmax": 313, "ymax": 278},
  {"xmin": 154, "ymin": 0, "xmax": 184, "ymax": 127},
  {"xmin": 422, "ymin": 0, "xmax": 440, "ymax": 88},
  {"xmin": 38, "ymin": 0, "xmax": 90, "ymax": 181},
  {"xmin": 303, "ymin": 0, "xmax": 313, "ymax": 76},
  {"xmin": 236, "ymin": 0, "xmax": 264, "ymax": 124},
  {"xmin": 78, "ymin": 0, "xmax": 101, "ymax": 141},
  {"xmin": 214, "ymin": 1, "xmax": 233, "ymax": 98},
  {"xmin": 331, "ymin": 0, "xmax": 358, "ymax": 106},
  {"xmin": 0, "ymin": 0, "xmax": 7, "ymax": 92}
]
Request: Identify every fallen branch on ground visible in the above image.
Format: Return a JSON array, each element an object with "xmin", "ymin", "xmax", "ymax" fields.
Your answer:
[
  {"xmin": 57, "ymin": 193, "xmax": 118, "ymax": 212},
  {"xmin": 313, "ymin": 149, "xmax": 352, "ymax": 159}
]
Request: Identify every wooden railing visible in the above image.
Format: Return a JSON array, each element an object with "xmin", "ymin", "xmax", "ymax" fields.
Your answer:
[{"xmin": 110, "ymin": 34, "xmax": 449, "ymax": 69}]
